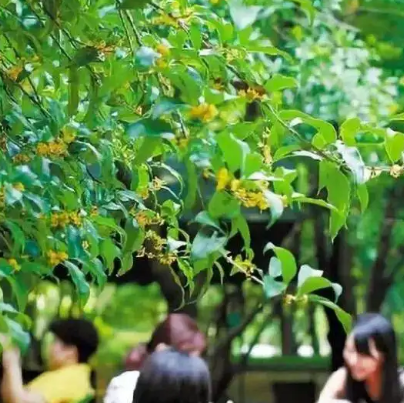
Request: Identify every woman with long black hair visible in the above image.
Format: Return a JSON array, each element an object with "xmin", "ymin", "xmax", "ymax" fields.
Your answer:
[
  {"xmin": 132, "ymin": 348, "xmax": 211, "ymax": 403},
  {"xmin": 319, "ymin": 313, "xmax": 404, "ymax": 403}
]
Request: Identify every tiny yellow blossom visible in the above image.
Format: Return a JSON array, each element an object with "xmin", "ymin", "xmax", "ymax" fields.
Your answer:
[
  {"xmin": 13, "ymin": 154, "xmax": 31, "ymax": 164},
  {"xmin": 37, "ymin": 143, "xmax": 49, "ymax": 156},
  {"xmin": 138, "ymin": 188, "xmax": 149, "ymax": 199},
  {"xmin": 13, "ymin": 182, "xmax": 25, "ymax": 192},
  {"xmin": 135, "ymin": 211, "xmax": 149, "ymax": 228},
  {"xmin": 8, "ymin": 258, "xmax": 20, "ymax": 271},
  {"xmin": 47, "ymin": 250, "xmax": 68, "ymax": 266},
  {"xmin": 230, "ymin": 179, "xmax": 240, "ymax": 192},
  {"xmin": 69, "ymin": 211, "xmax": 82, "ymax": 226},
  {"xmin": 90, "ymin": 206, "xmax": 99, "ymax": 217},
  {"xmin": 82, "ymin": 241, "xmax": 89, "ymax": 250},
  {"xmin": 61, "ymin": 127, "xmax": 76, "ymax": 144},
  {"xmin": 6, "ymin": 66, "xmax": 23, "ymax": 81},
  {"xmin": 51, "ymin": 211, "xmax": 70, "ymax": 228},
  {"xmin": 216, "ymin": 168, "xmax": 231, "ymax": 191},
  {"xmin": 156, "ymin": 44, "xmax": 170, "ymax": 56},
  {"xmin": 390, "ymin": 164, "xmax": 403, "ymax": 178},
  {"xmin": 156, "ymin": 58, "xmax": 168, "ymax": 69},
  {"xmin": 190, "ymin": 104, "xmax": 218, "ymax": 122},
  {"xmin": 158, "ymin": 253, "xmax": 177, "ymax": 265}
]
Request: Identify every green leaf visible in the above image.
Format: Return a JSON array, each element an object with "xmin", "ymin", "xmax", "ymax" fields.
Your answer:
[
  {"xmin": 217, "ymin": 131, "xmax": 250, "ymax": 173},
  {"xmin": 65, "ymin": 261, "xmax": 90, "ymax": 306},
  {"xmin": 68, "ymin": 66, "xmax": 79, "ymax": 117},
  {"xmin": 340, "ymin": 117, "xmax": 360, "ymax": 146},
  {"xmin": 100, "ymin": 238, "xmax": 121, "ymax": 273},
  {"xmin": 4, "ymin": 220, "xmax": 25, "ymax": 255},
  {"xmin": 119, "ymin": 0, "xmax": 150, "ymax": 9},
  {"xmin": 152, "ymin": 99, "xmax": 185, "ymax": 119},
  {"xmin": 297, "ymin": 264, "xmax": 323, "ymax": 287},
  {"xmin": 319, "ymin": 161, "xmax": 350, "ymax": 239},
  {"xmin": 308, "ymin": 295, "xmax": 352, "ymax": 332},
  {"xmin": 7, "ymin": 275, "xmax": 28, "ymax": 311},
  {"xmin": 336, "ymin": 142, "xmax": 366, "ymax": 184},
  {"xmin": 123, "ymin": 219, "xmax": 145, "ymax": 254},
  {"xmin": 291, "ymin": 194, "xmax": 338, "ymax": 212},
  {"xmin": 189, "ymin": 25, "xmax": 202, "ymax": 51},
  {"xmin": 263, "ymin": 190, "xmax": 284, "ymax": 225},
  {"xmin": 191, "ymin": 230, "xmax": 227, "ymax": 261},
  {"xmin": 184, "ymin": 160, "xmax": 197, "ymax": 211},
  {"xmin": 86, "ymin": 259, "xmax": 107, "ymax": 288},
  {"xmin": 232, "ymin": 214, "xmax": 251, "ymax": 249},
  {"xmin": 178, "ymin": 259, "xmax": 195, "ymax": 294},
  {"xmin": 133, "ymin": 137, "xmax": 162, "ymax": 165},
  {"xmin": 268, "ymin": 257, "xmax": 282, "ymax": 277},
  {"xmin": 265, "ymin": 74, "xmax": 298, "ymax": 92},
  {"xmin": 263, "ymin": 243, "xmax": 297, "ymax": 285},
  {"xmin": 264, "ymin": 276, "xmax": 287, "ymax": 299},
  {"xmin": 6, "ymin": 318, "xmax": 30, "ymax": 353},
  {"xmin": 279, "ymin": 110, "xmax": 337, "ymax": 145},
  {"xmin": 292, "ymin": 0, "xmax": 316, "ymax": 23},
  {"xmin": 208, "ymin": 191, "xmax": 241, "ymax": 219},
  {"xmin": 127, "ymin": 118, "xmax": 173, "ymax": 139},
  {"xmin": 390, "ymin": 113, "xmax": 404, "ymax": 121},
  {"xmin": 194, "ymin": 211, "xmax": 223, "ymax": 233},
  {"xmin": 385, "ymin": 131, "xmax": 404, "ymax": 163},
  {"xmin": 228, "ymin": 0, "xmax": 262, "ymax": 30},
  {"xmin": 357, "ymin": 183, "xmax": 369, "ymax": 213},
  {"xmin": 118, "ymin": 253, "xmax": 134, "ymax": 276},
  {"xmin": 298, "ymin": 277, "xmax": 342, "ymax": 302}
]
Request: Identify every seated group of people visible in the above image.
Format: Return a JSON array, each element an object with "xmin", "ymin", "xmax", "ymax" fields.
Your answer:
[{"xmin": 1, "ymin": 312, "xmax": 403, "ymax": 403}]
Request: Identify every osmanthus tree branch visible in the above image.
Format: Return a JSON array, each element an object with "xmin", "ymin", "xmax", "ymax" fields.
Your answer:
[{"xmin": 212, "ymin": 298, "xmax": 264, "ymax": 355}]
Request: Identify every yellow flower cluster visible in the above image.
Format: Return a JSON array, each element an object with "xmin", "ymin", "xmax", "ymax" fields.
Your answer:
[
  {"xmin": 132, "ymin": 211, "xmax": 164, "ymax": 229},
  {"xmin": 137, "ymin": 230, "xmax": 177, "ymax": 266},
  {"xmin": 36, "ymin": 139, "xmax": 67, "ymax": 157},
  {"xmin": 233, "ymin": 255, "xmax": 256, "ymax": 278},
  {"xmin": 390, "ymin": 164, "xmax": 403, "ymax": 178},
  {"xmin": 233, "ymin": 187, "xmax": 269, "ymax": 211},
  {"xmin": 51, "ymin": 211, "xmax": 82, "ymax": 228},
  {"xmin": 90, "ymin": 206, "xmax": 99, "ymax": 217},
  {"xmin": 47, "ymin": 250, "xmax": 68, "ymax": 266},
  {"xmin": 190, "ymin": 104, "xmax": 218, "ymax": 122},
  {"xmin": 13, "ymin": 154, "xmax": 31, "ymax": 164},
  {"xmin": 156, "ymin": 44, "xmax": 170, "ymax": 57},
  {"xmin": 238, "ymin": 88, "xmax": 264, "ymax": 102},
  {"xmin": 215, "ymin": 168, "xmax": 270, "ymax": 211},
  {"xmin": 152, "ymin": 14, "xmax": 179, "ymax": 27},
  {"xmin": 8, "ymin": 258, "xmax": 20, "ymax": 271},
  {"xmin": 6, "ymin": 66, "xmax": 23, "ymax": 81}
]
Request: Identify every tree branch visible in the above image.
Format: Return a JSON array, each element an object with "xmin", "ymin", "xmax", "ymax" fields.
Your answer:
[{"xmin": 212, "ymin": 299, "xmax": 264, "ymax": 354}]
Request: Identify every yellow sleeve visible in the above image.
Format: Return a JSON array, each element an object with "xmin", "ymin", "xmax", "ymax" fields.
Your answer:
[{"xmin": 27, "ymin": 368, "xmax": 93, "ymax": 403}]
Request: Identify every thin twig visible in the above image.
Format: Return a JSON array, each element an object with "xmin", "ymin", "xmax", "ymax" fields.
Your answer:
[
  {"xmin": 125, "ymin": 10, "xmax": 142, "ymax": 46},
  {"xmin": 118, "ymin": 9, "xmax": 135, "ymax": 56}
]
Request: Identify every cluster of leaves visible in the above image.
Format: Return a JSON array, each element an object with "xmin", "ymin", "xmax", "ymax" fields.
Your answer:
[{"xmin": 1, "ymin": 0, "xmax": 404, "ymax": 347}]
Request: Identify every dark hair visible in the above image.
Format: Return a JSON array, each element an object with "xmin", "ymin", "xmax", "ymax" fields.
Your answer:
[
  {"xmin": 345, "ymin": 313, "xmax": 401, "ymax": 403},
  {"xmin": 125, "ymin": 314, "xmax": 206, "ymax": 370},
  {"xmin": 132, "ymin": 348, "xmax": 211, "ymax": 403},
  {"xmin": 49, "ymin": 318, "xmax": 99, "ymax": 363}
]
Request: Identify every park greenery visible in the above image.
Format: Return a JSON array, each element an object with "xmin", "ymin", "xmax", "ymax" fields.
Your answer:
[{"xmin": 2, "ymin": 0, "xmax": 404, "ymax": 396}]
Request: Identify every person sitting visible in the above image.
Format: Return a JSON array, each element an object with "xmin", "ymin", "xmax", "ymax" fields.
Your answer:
[
  {"xmin": 1, "ymin": 318, "xmax": 99, "ymax": 403},
  {"xmin": 104, "ymin": 313, "xmax": 206, "ymax": 403},
  {"xmin": 132, "ymin": 348, "xmax": 211, "ymax": 403},
  {"xmin": 318, "ymin": 313, "xmax": 404, "ymax": 403}
]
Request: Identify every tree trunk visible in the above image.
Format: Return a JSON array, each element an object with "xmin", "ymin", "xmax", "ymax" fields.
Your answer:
[{"xmin": 366, "ymin": 192, "xmax": 398, "ymax": 312}]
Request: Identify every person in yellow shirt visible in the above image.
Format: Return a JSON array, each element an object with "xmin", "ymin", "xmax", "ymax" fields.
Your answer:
[{"xmin": 1, "ymin": 318, "xmax": 99, "ymax": 403}]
